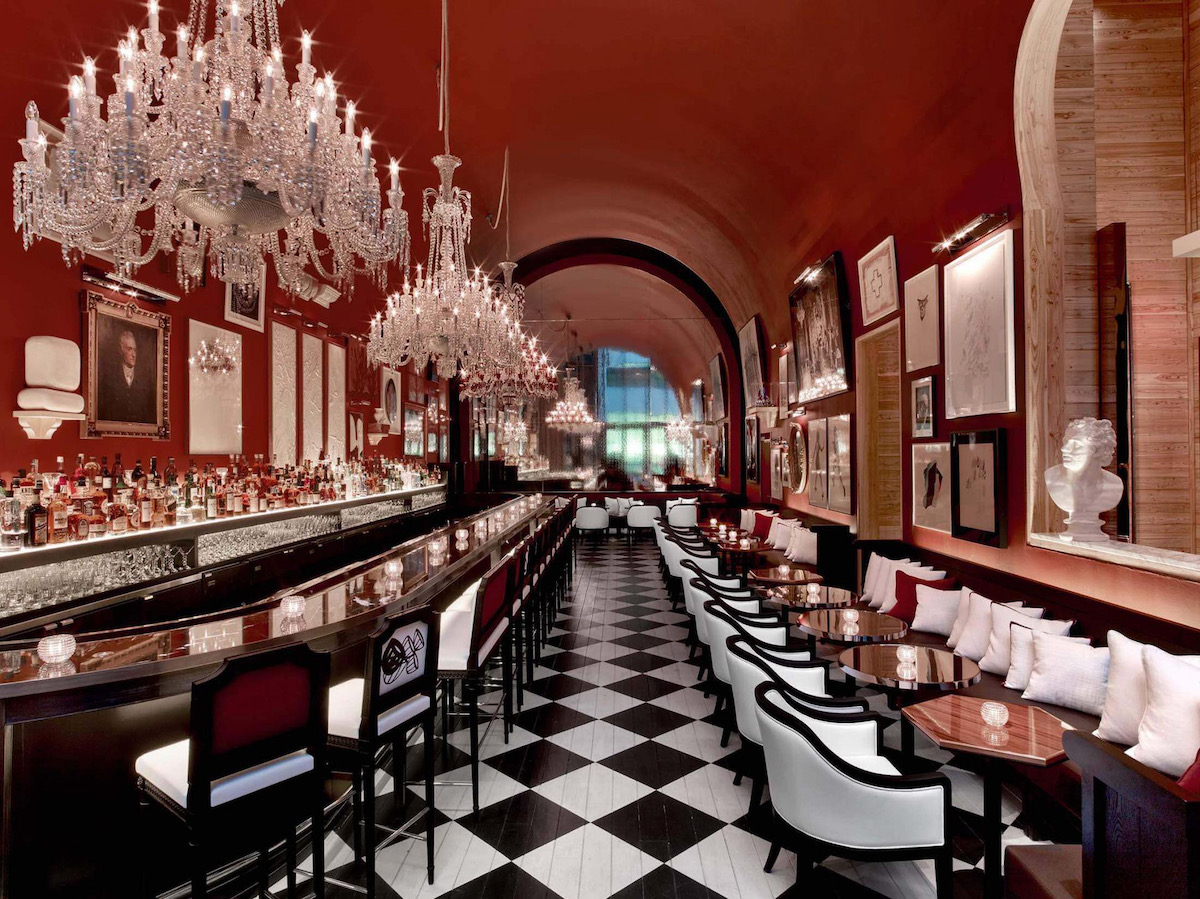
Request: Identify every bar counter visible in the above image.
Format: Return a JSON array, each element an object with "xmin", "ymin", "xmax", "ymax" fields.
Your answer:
[{"xmin": 0, "ymin": 493, "xmax": 552, "ymax": 898}]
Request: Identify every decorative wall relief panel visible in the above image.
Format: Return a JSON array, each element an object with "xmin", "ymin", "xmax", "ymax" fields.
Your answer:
[
  {"xmin": 302, "ymin": 332, "xmax": 324, "ymax": 464},
  {"xmin": 271, "ymin": 321, "xmax": 297, "ymax": 465},
  {"xmin": 188, "ymin": 319, "xmax": 243, "ymax": 455},
  {"xmin": 327, "ymin": 342, "xmax": 346, "ymax": 462}
]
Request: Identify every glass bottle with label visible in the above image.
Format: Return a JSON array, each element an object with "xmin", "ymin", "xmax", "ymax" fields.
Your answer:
[
  {"xmin": 25, "ymin": 485, "xmax": 48, "ymax": 547},
  {"xmin": 0, "ymin": 487, "xmax": 23, "ymax": 552}
]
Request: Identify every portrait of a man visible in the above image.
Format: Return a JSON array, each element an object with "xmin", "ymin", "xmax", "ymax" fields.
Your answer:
[{"xmin": 85, "ymin": 292, "xmax": 170, "ymax": 438}]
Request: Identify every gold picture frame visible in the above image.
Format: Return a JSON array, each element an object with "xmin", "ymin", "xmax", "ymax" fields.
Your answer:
[{"xmin": 83, "ymin": 290, "xmax": 171, "ymax": 439}]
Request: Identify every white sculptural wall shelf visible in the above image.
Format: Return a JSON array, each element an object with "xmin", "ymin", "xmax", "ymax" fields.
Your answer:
[{"xmin": 13, "ymin": 336, "xmax": 85, "ymax": 440}]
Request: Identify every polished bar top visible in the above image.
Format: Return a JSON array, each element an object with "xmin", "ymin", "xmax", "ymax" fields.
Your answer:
[
  {"xmin": 0, "ymin": 495, "xmax": 551, "ymax": 719},
  {"xmin": 903, "ymin": 694, "xmax": 1069, "ymax": 766}
]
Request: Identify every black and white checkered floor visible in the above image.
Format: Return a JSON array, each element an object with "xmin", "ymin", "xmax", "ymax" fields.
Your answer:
[{"xmin": 294, "ymin": 536, "xmax": 1050, "ymax": 899}]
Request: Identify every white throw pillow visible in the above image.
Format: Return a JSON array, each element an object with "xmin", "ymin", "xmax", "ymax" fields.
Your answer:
[
  {"xmin": 604, "ymin": 497, "xmax": 619, "ymax": 514},
  {"xmin": 879, "ymin": 564, "xmax": 946, "ymax": 614},
  {"xmin": 769, "ymin": 518, "xmax": 798, "ymax": 551},
  {"xmin": 955, "ymin": 591, "xmax": 1028, "ymax": 662},
  {"xmin": 910, "ymin": 584, "xmax": 962, "ymax": 637},
  {"xmin": 860, "ymin": 552, "xmax": 886, "ymax": 603},
  {"xmin": 785, "ymin": 527, "xmax": 818, "ymax": 564},
  {"xmin": 1126, "ymin": 646, "xmax": 1200, "ymax": 777},
  {"xmin": 739, "ymin": 510, "xmax": 754, "ymax": 531},
  {"xmin": 979, "ymin": 604, "xmax": 1068, "ymax": 676},
  {"xmin": 868, "ymin": 558, "xmax": 917, "ymax": 610},
  {"xmin": 1094, "ymin": 631, "xmax": 1200, "ymax": 745},
  {"xmin": 948, "ymin": 588, "xmax": 1022, "ymax": 651},
  {"xmin": 1005, "ymin": 624, "xmax": 1091, "ymax": 691},
  {"xmin": 1022, "ymin": 631, "xmax": 1111, "ymax": 716}
]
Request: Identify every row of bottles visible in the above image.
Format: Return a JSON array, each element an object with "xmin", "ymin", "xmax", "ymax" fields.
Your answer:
[{"xmin": 0, "ymin": 454, "xmax": 441, "ymax": 551}]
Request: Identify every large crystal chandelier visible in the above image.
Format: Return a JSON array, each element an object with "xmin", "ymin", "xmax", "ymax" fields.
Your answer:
[
  {"xmin": 546, "ymin": 372, "xmax": 601, "ymax": 435},
  {"xmin": 665, "ymin": 416, "xmax": 695, "ymax": 447},
  {"xmin": 13, "ymin": 0, "xmax": 409, "ymax": 296}
]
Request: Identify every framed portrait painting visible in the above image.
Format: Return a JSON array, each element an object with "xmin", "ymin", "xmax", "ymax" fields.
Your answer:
[
  {"xmin": 807, "ymin": 418, "xmax": 828, "ymax": 509},
  {"xmin": 738, "ymin": 316, "xmax": 767, "ymax": 408},
  {"xmin": 789, "ymin": 252, "xmax": 852, "ymax": 404},
  {"xmin": 857, "ymin": 235, "xmax": 900, "ymax": 328},
  {"xmin": 827, "ymin": 413, "xmax": 852, "ymax": 514},
  {"xmin": 904, "ymin": 264, "xmax": 940, "ymax": 371},
  {"xmin": 744, "ymin": 415, "xmax": 760, "ymax": 483},
  {"xmin": 709, "ymin": 354, "xmax": 726, "ymax": 420},
  {"xmin": 84, "ymin": 291, "xmax": 171, "ymax": 439},
  {"xmin": 912, "ymin": 442, "xmax": 951, "ymax": 533},
  {"xmin": 911, "ymin": 376, "xmax": 934, "ymax": 439},
  {"xmin": 951, "ymin": 429, "xmax": 1007, "ymax": 547},
  {"xmin": 223, "ymin": 265, "xmax": 267, "ymax": 333},
  {"xmin": 943, "ymin": 229, "xmax": 1016, "ymax": 419}
]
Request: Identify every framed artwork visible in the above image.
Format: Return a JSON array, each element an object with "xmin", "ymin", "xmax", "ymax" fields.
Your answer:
[
  {"xmin": 912, "ymin": 442, "xmax": 952, "ymax": 533},
  {"xmin": 380, "ymin": 367, "xmax": 401, "ymax": 426},
  {"xmin": 777, "ymin": 352, "xmax": 793, "ymax": 407},
  {"xmin": 744, "ymin": 415, "xmax": 760, "ymax": 483},
  {"xmin": 738, "ymin": 316, "xmax": 767, "ymax": 407},
  {"xmin": 904, "ymin": 264, "xmax": 940, "ymax": 371},
  {"xmin": 717, "ymin": 422, "xmax": 729, "ymax": 476},
  {"xmin": 770, "ymin": 443, "xmax": 785, "ymax": 501},
  {"xmin": 857, "ymin": 235, "xmax": 900, "ymax": 327},
  {"xmin": 788, "ymin": 422, "xmax": 808, "ymax": 494},
  {"xmin": 84, "ymin": 291, "xmax": 171, "ymax": 439},
  {"xmin": 404, "ymin": 404, "xmax": 425, "ymax": 456},
  {"xmin": 223, "ymin": 265, "xmax": 267, "ymax": 333},
  {"xmin": 943, "ymin": 229, "xmax": 1016, "ymax": 418},
  {"xmin": 789, "ymin": 252, "xmax": 852, "ymax": 403},
  {"xmin": 807, "ymin": 418, "xmax": 828, "ymax": 508},
  {"xmin": 709, "ymin": 354, "xmax": 726, "ymax": 420},
  {"xmin": 951, "ymin": 429, "xmax": 1007, "ymax": 547},
  {"xmin": 911, "ymin": 376, "xmax": 935, "ymax": 439},
  {"xmin": 827, "ymin": 413, "xmax": 852, "ymax": 514},
  {"xmin": 188, "ymin": 320, "xmax": 242, "ymax": 454}
]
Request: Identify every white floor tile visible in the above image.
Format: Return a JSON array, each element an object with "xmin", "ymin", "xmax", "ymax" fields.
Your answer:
[
  {"xmin": 547, "ymin": 719, "xmax": 648, "ymax": 762},
  {"xmin": 533, "ymin": 764, "xmax": 652, "ymax": 821},
  {"xmin": 515, "ymin": 823, "xmax": 659, "ymax": 899},
  {"xmin": 653, "ymin": 719, "xmax": 739, "ymax": 762}
]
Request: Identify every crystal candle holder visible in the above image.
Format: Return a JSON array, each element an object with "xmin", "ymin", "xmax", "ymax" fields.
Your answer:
[
  {"xmin": 778, "ymin": 564, "xmax": 790, "ymax": 578},
  {"xmin": 896, "ymin": 645, "xmax": 918, "ymax": 665},
  {"xmin": 896, "ymin": 661, "xmax": 918, "ymax": 681},
  {"xmin": 37, "ymin": 633, "xmax": 76, "ymax": 665},
  {"xmin": 739, "ymin": 538, "xmax": 751, "ymax": 549},
  {"xmin": 842, "ymin": 608, "xmax": 860, "ymax": 624},
  {"xmin": 385, "ymin": 561, "xmax": 401, "ymax": 578},
  {"xmin": 279, "ymin": 594, "xmax": 306, "ymax": 618},
  {"xmin": 455, "ymin": 528, "xmax": 470, "ymax": 541},
  {"xmin": 806, "ymin": 582, "xmax": 821, "ymax": 597},
  {"xmin": 842, "ymin": 622, "xmax": 860, "ymax": 637},
  {"xmin": 981, "ymin": 701, "xmax": 1010, "ymax": 728},
  {"xmin": 710, "ymin": 518, "xmax": 718, "ymax": 528}
]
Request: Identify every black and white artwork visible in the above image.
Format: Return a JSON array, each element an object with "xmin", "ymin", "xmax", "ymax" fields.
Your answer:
[
  {"xmin": 789, "ymin": 252, "xmax": 852, "ymax": 404},
  {"xmin": 912, "ymin": 442, "xmax": 951, "ymax": 533},
  {"xmin": 827, "ymin": 413, "xmax": 852, "ymax": 514},
  {"xmin": 744, "ymin": 415, "xmax": 760, "ymax": 483},
  {"xmin": 224, "ymin": 266, "xmax": 267, "ymax": 333},
  {"xmin": 709, "ymin": 354, "xmax": 726, "ymax": 420},
  {"xmin": 738, "ymin": 316, "xmax": 766, "ymax": 407},
  {"xmin": 904, "ymin": 264, "xmax": 940, "ymax": 371},
  {"xmin": 380, "ymin": 367, "xmax": 401, "ymax": 425},
  {"xmin": 912, "ymin": 376, "xmax": 934, "ymax": 439},
  {"xmin": 807, "ymin": 418, "xmax": 828, "ymax": 508},
  {"xmin": 857, "ymin": 235, "xmax": 900, "ymax": 327},
  {"xmin": 951, "ymin": 429, "xmax": 1007, "ymax": 547},
  {"xmin": 944, "ymin": 229, "xmax": 1016, "ymax": 419},
  {"xmin": 770, "ymin": 443, "xmax": 784, "ymax": 501}
]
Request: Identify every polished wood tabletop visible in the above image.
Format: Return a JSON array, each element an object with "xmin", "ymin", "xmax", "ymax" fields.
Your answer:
[
  {"xmin": 796, "ymin": 608, "xmax": 908, "ymax": 643},
  {"xmin": 714, "ymin": 537, "xmax": 765, "ymax": 553},
  {"xmin": 903, "ymin": 694, "xmax": 1069, "ymax": 766},
  {"xmin": 759, "ymin": 584, "xmax": 857, "ymax": 611},
  {"xmin": 749, "ymin": 566, "xmax": 824, "ymax": 585},
  {"xmin": 838, "ymin": 645, "xmax": 981, "ymax": 691}
]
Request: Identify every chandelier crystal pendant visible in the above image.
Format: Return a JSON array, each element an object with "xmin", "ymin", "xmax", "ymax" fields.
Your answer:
[
  {"xmin": 665, "ymin": 416, "xmax": 695, "ymax": 447},
  {"xmin": 546, "ymin": 372, "xmax": 602, "ymax": 435},
  {"xmin": 13, "ymin": 0, "xmax": 410, "ymax": 297},
  {"xmin": 189, "ymin": 336, "xmax": 239, "ymax": 375}
]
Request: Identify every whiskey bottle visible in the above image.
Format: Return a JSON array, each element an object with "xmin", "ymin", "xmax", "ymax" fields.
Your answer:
[
  {"xmin": 25, "ymin": 485, "xmax": 49, "ymax": 547},
  {"xmin": 0, "ymin": 487, "xmax": 23, "ymax": 552}
]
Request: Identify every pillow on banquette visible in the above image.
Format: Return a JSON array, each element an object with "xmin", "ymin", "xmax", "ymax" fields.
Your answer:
[
  {"xmin": 784, "ymin": 526, "xmax": 818, "ymax": 565},
  {"xmin": 891, "ymin": 571, "xmax": 957, "ymax": 625},
  {"xmin": 910, "ymin": 584, "xmax": 963, "ymax": 636},
  {"xmin": 978, "ymin": 604, "xmax": 1073, "ymax": 676},
  {"xmin": 1022, "ymin": 630, "xmax": 1110, "ymax": 716}
]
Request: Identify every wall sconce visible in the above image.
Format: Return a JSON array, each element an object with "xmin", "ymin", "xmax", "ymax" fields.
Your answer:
[{"xmin": 933, "ymin": 209, "xmax": 1010, "ymax": 255}]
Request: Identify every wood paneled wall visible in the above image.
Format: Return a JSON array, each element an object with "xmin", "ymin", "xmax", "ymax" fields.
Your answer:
[
  {"xmin": 1187, "ymin": 0, "xmax": 1200, "ymax": 553},
  {"xmin": 1095, "ymin": 0, "xmax": 1192, "ymax": 552},
  {"xmin": 855, "ymin": 321, "xmax": 902, "ymax": 540}
]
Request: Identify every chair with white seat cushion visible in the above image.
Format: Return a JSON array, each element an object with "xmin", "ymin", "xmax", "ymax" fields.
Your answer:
[
  {"xmin": 700, "ymin": 596, "xmax": 789, "ymax": 745},
  {"xmin": 667, "ymin": 502, "xmax": 699, "ymax": 528},
  {"xmin": 625, "ymin": 502, "xmax": 660, "ymax": 544},
  {"xmin": 327, "ymin": 604, "xmax": 439, "ymax": 894},
  {"xmin": 136, "ymin": 643, "xmax": 329, "ymax": 899},
  {"xmin": 754, "ymin": 683, "xmax": 953, "ymax": 897},
  {"xmin": 574, "ymin": 505, "xmax": 609, "ymax": 541}
]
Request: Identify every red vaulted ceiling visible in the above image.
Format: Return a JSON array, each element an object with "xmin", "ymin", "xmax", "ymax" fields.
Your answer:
[{"xmin": 7, "ymin": 0, "xmax": 1032, "ymax": 391}]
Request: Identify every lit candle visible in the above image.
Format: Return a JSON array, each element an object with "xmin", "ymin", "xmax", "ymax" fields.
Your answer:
[
  {"xmin": 118, "ymin": 40, "xmax": 129, "ymax": 76},
  {"xmin": 176, "ymin": 25, "xmax": 189, "ymax": 58},
  {"xmin": 307, "ymin": 108, "xmax": 317, "ymax": 149},
  {"xmin": 148, "ymin": 0, "xmax": 159, "ymax": 32},
  {"xmin": 192, "ymin": 47, "xmax": 205, "ymax": 82},
  {"xmin": 67, "ymin": 76, "xmax": 83, "ymax": 120},
  {"xmin": 389, "ymin": 158, "xmax": 399, "ymax": 192},
  {"xmin": 344, "ymin": 100, "xmax": 355, "ymax": 135},
  {"xmin": 709, "ymin": 518, "xmax": 717, "ymax": 528},
  {"xmin": 229, "ymin": 0, "xmax": 240, "ymax": 34},
  {"xmin": 360, "ymin": 127, "xmax": 371, "ymax": 167},
  {"xmin": 124, "ymin": 76, "xmax": 135, "ymax": 115},
  {"xmin": 128, "ymin": 26, "xmax": 139, "ymax": 52},
  {"xmin": 24, "ymin": 101, "xmax": 38, "ymax": 143},
  {"xmin": 300, "ymin": 30, "xmax": 312, "ymax": 67},
  {"xmin": 220, "ymin": 85, "xmax": 231, "ymax": 123},
  {"xmin": 262, "ymin": 60, "xmax": 273, "ymax": 103},
  {"xmin": 83, "ymin": 57, "xmax": 96, "ymax": 95}
]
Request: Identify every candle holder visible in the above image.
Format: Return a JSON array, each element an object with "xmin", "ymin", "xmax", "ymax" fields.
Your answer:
[
  {"xmin": 896, "ymin": 645, "xmax": 918, "ymax": 665},
  {"xmin": 896, "ymin": 661, "xmax": 918, "ymax": 681},
  {"xmin": 842, "ymin": 622, "xmax": 860, "ymax": 637},
  {"xmin": 37, "ymin": 633, "xmax": 76, "ymax": 665},
  {"xmin": 455, "ymin": 528, "xmax": 470, "ymax": 542},
  {"xmin": 806, "ymin": 581, "xmax": 821, "ymax": 597},
  {"xmin": 279, "ymin": 594, "xmax": 307, "ymax": 618},
  {"xmin": 981, "ymin": 725, "xmax": 1010, "ymax": 747},
  {"xmin": 980, "ymin": 701, "xmax": 1010, "ymax": 729},
  {"xmin": 778, "ymin": 564, "xmax": 790, "ymax": 579},
  {"xmin": 739, "ymin": 537, "xmax": 751, "ymax": 550},
  {"xmin": 842, "ymin": 608, "xmax": 860, "ymax": 624},
  {"xmin": 709, "ymin": 518, "xmax": 718, "ymax": 528}
]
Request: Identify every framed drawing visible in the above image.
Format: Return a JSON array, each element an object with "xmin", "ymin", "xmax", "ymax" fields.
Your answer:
[
  {"xmin": 717, "ymin": 422, "xmax": 729, "ymax": 477},
  {"xmin": 788, "ymin": 421, "xmax": 808, "ymax": 494},
  {"xmin": 403, "ymin": 404, "xmax": 424, "ymax": 456},
  {"xmin": 744, "ymin": 415, "xmax": 760, "ymax": 483},
  {"xmin": 770, "ymin": 443, "xmax": 784, "ymax": 501},
  {"xmin": 223, "ymin": 265, "xmax": 267, "ymax": 333},
  {"xmin": 943, "ymin": 229, "xmax": 1016, "ymax": 418},
  {"xmin": 807, "ymin": 418, "xmax": 828, "ymax": 509},
  {"xmin": 827, "ymin": 413, "xmax": 852, "ymax": 514},
  {"xmin": 951, "ymin": 429, "xmax": 1007, "ymax": 547},
  {"xmin": 738, "ymin": 316, "xmax": 766, "ymax": 407},
  {"xmin": 709, "ymin": 354, "xmax": 726, "ymax": 420},
  {"xmin": 380, "ymin": 367, "xmax": 401, "ymax": 426},
  {"xmin": 912, "ymin": 442, "xmax": 951, "ymax": 533},
  {"xmin": 904, "ymin": 264, "xmax": 940, "ymax": 371},
  {"xmin": 911, "ymin": 376, "xmax": 934, "ymax": 439},
  {"xmin": 857, "ymin": 235, "xmax": 900, "ymax": 327},
  {"xmin": 789, "ymin": 252, "xmax": 852, "ymax": 404},
  {"xmin": 188, "ymin": 320, "xmax": 241, "ymax": 454},
  {"xmin": 84, "ymin": 291, "xmax": 171, "ymax": 439}
]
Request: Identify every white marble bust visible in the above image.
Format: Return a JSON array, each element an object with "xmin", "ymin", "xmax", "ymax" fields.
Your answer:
[{"xmin": 1045, "ymin": 417, "xmax": 1125, "ymax": 542}]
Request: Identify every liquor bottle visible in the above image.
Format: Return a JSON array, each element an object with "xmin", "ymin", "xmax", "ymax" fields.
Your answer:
[
  {"xmin": 84, "ymin": 455, "xmax": 100, "ymax": 484},
  {"xmin": 163, "ymin": 457, "xmax": 177, "ymax": 487},
  {"xmin": 140, "ymin": 479, "xmax": 155, "ymax": 529},
  {"xmin": 163, "ymin": 482, "xmax": 177, "ymax": 527},
  {"xmin": 73, "ymin": 454, "xmax": 86, "ymax": 481},
  {"xmin": 84, "ymin": 499, "xmax": 107, "ymax": 538},
  {"xmin": 68, "ymin": 496, "xmax": 90, "ymax": 542},
  {"xmin": 112, "ymin": 454, "xmax": 124, "ymax": 486},
  {"xmin": 100, "ymin": 456, "xmax": 112, "ymax": 497},
  {"xmin": 0, "ymin": 487, "xmax": 23, "ymax": 552},
  {"xmin": 149, "ymin": 456, "xmax": 159, "ymax": 484},
  {"xmin": 107, "ymin": 492, "xmax": 129, "ymax": 535},
  {"xmin": 24, "ymin": 485, "xmax": 48, "ymax": 547},
  {"xmin": 205, "ymin": 477, "xmax": 218, "ymax": 520},
  {"xmin": 131, "ymin": 459, "xmax": 146, "ymax": 490},
  {"xmin": 48, "ymin": 489, "xmax": 70, "ymax": 543}
]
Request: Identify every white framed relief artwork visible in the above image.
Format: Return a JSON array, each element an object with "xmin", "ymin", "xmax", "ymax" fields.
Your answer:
[
  {"xmin": 912, "ymin": 442, "xmax": 951, "ymax": 533},
  {"xmin": 807, "ymin": 417, "xmax": 829, "ymax": 509},
  {"xmin": 943, "ymin": 229, "xmax": 1016, "ymax": 419},
  {"xmin": 857, "ymin": 235, "xmax": 900, "ymax": 328},
  {"xmin": 904, "ymin": 264, "xmax": 940, "ymax": 371},
  {"xmin": 188, "ymin": 319, "xmax": 242, "ymax": 455},
  {"xmin": 827, "ymin": 413, "xmax": 852, "ymax": 514}
]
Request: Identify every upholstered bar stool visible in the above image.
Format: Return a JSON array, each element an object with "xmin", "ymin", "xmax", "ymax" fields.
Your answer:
[
  {"xmin": 135, "ymin": 643, "xmax": 330, "ymax": 899},
  {"xmin": 326, "ymin": 605, "xmax": 440, "ymax": 896}
]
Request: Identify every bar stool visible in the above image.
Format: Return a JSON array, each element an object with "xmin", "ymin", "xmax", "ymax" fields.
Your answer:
[
  {"xmin": 326, "ymin": 605, "xmax": 440, "ymax": 896},
  {"xmin": 135, "ymin": 643, "xmax": 330, "ymax": 899}
]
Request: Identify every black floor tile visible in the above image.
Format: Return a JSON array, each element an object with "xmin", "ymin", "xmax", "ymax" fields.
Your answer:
[
  {"xmin": 609, "ymin": 633, "xmax": 668, "ymax": 651},
  {"xmin": 606, "ymin": 675, "xmax": 684, "ymax": 702},
  {"xmin": 592, "ymin": 792, "xmax": 725, "ymax": 861},
  {"xmin": 439, "ymin": 861, "xmax": 567, "ymax": 899},
  {"xmin": 540, "ymin": 651, "xmax": 598, "ymax": 673},
  {"xmin": 609, "ymin": 651, "xmax": 675, "ymax": 673},
  {"xmin": 485, "ymin": 740, "xmax": 592, "ymax": 787},
  {"xmin": 602, "ymin": 704, "xmax": 694, "ymax": 739},
  {"xmin": 598, "ymin": 741, "xmax": 708, "ymax": 789},
  {"xmin": 511, "ymin": 703, "xmax": 597, "ymax": 738},
  {"xmin": 608, "ymin": 864, "xmax": 723, "ymax": 899},
  {"xmin": 458, "ymin": 791, "xmax": 587, "ymax": 858},
  {"xmin": 611, "ymin": 618, "xmax": 670, "ymax": 633},
  {"xmin": 526, "ymin": 673, "xmax": 596, "ymax": 700}
]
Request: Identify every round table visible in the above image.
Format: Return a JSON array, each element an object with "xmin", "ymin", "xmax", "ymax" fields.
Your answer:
[
  {"xmin": 748, "ymin": 566, "xmax": 824, "ymax": 586},
  {"xmin": 795, "ymin": 609, "xmax": 908, "ymax": 652},
  {"xmin": 759, "ymin": 583, "xmax": 857, "ymax": 613},
  {"xmin": 712, "ymin": 537, "xmax": 765, "ymax": 575}
]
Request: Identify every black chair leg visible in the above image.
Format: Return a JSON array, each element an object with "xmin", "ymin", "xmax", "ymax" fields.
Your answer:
[
  {"xmin": 501, "ymin": 631, "xmax": 513, "ymax": 742},
  {"xmin": 468, "ymin": 682, "xmax": 480, "ymax": 814},
  {"xmin": 748, "ymin": 775, "xmax": 765, "ymax": 818},
  {"xmin": 733, "ymin": 769, "xmax": 744, "ymax": 786},
  {"xmin": 764, "ymin": 839, "xmax": 782, "ymax": 873},
  {"xmin": 351, "ymin": 765, "xmax": 363, "ymax": 860},
  {"xmin": 285, "ymin": 829, "xmax": 298, "ymax": 898},
  {"xmin": 935, "ymin": 847, "xmax": 953, "ymax": 899},
  {"xmin": 190, "ymin": 837, "xmax": 206, "ymax": 899},
  {"xmin": 258, "ymin": 841, "xmax": 270, "ymax": 898},
  {"xmin": 364, "ymin": 755, "xmax": 377, "ymax": 899},
  {"xmin": 424, "ymin": 718, "xmax": 436, "ymax": 885},
  {"xmin": 720, "ymin": 723, "xmax": 733, "ymax": 748},
  {"xmin": 311, "ymin": 787, "xmax": 325, "ymax": 899}
]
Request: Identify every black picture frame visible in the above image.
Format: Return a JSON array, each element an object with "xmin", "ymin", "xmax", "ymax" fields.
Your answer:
[
  {"xmin": 788, "ymin": 251, "xmax": 853, "ymax": 404},
  {"xmin": 744, "ymin": 416, "xmax": 760, "ymax": 483},
  {"xmin": 950, "ymin": 429, "xmax": 1007, "ymax": 548},
  {"xmin": 717, "ymin": 423, "xmax": 729, "ymax": 477}
]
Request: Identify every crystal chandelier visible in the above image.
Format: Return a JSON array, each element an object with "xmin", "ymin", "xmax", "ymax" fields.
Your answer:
[
  {"xmin": 546, "ymin": 372, "xmax": 601, "ymax": 435},
  {"xmin": 13, "ymin": 0, "xmax": 410, "ymax": 297},
  {"xmin": 189, "ymin": 336, "xmax": 239, "ymax": 375},
  {"xmin": 665, "ymin": 416, "xmax": 695, "ymax": 447}
]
